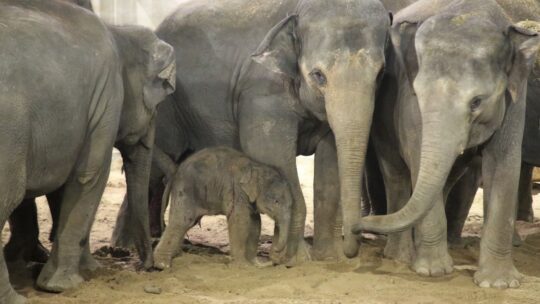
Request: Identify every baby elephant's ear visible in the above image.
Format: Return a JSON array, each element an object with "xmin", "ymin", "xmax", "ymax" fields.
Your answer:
[
  {"xmin": 143, "ymin": 40, "xmax": 177, "ymax": 110},
  {"xmin": 239, "ymin": 165, "xmax": 259, "ymax": 203}
]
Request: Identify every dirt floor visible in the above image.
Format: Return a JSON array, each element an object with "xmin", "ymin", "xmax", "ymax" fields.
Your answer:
[{"xmin": 3, "ymin": 151, "xmax": 540, "ymax": 303}]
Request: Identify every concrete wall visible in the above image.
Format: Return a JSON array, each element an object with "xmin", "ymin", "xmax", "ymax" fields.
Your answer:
[{"xmin": 91, "ymin": 0, "xmax": 187, "ymax": 28}]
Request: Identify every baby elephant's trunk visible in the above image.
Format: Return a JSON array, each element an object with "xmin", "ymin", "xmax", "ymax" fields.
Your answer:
[{"xmin": 273, "ymin": 215, "xmax": 290, "ymax": 253}]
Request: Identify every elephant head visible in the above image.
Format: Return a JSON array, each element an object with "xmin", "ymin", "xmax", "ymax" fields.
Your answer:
[
  {"xmin": 239, "ymin": 165, "xmax": 293, "ymax": 254},
  {"xmin": 354, "ymin": 12, "xmax": 540, "ymax": 234},
  {"xmin": 108, "ymin": 26, "xmax": 176, "ymax": 146},
  {"xmin": 252, "ymin": 0, "xmax": 391, "ymax": 258}
]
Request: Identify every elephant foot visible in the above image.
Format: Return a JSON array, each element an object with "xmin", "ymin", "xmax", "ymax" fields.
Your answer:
[
  {"xmin": 1, "ymin": 289, "xmax": 27, "ymax": 304},
  {"xmin": 384, "ymin": 232, "xmax": 414, "ymax": 264},
  {"xmin": 37, "ymin": 265, "xmax": 84, "ymax": 293},
  {"xmin": 311, "ymin": 237, "xmax": 348, "ymax": 262},
  {"xmin": 283, "ymin": 240, "xmax": 311, "ymax": 267},
  {"xmin": 253, "ymin": 257, "xmax": 273, "ymax": 268},
  {"xmin": 153, "ymin": 253, "xmax": 173, "ymax": 271},
  {"xmin": 474, "ymin": 258, "xmax": 523, "ymax": 289},
  {"xmin": 412, "ymin": 244, "xmax": 453, "ymax": 277},
  {"xmin": 4, "ymin": 239, "xmax": 49, "ymax": 264},
  {"xmin": 110, "ymin": 233, "xmax": 134, "ymax": 250},
  {"xmin": 80, "ymin": 252, "xmax": 101, "ymax": 273}
]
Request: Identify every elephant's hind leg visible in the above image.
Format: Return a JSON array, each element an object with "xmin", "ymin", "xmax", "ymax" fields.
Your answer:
[
  {"xmin": 37, "ymin": 160, "xmax": 111, "ymax": 292},
  {"xmin": 5, "ymin": 199, "xmax": 49, "ymax": 264},
  {"xmin": 0, "ymin": 163, "xmax": 28, "ymax": 303}
]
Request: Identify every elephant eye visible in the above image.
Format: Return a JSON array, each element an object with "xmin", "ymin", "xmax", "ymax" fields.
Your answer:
[
  {"xmin": 470, "ymin": 97, "xmax": 483, "ymax": 112},
  {"xmin": 309, "ymin": 69, "xmax": 327, "ymax": 86}
]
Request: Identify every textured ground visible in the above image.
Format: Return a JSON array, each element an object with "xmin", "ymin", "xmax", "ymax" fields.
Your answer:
[{"xmin": 3, "ymin": 151, "xmax": 540, "ymax": 303}]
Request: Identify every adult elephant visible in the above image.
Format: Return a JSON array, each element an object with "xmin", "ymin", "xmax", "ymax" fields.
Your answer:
[
  {"xmin": 446, "ymin": 19, "xmax": 540, "ymax": 245},
  {"xmin": 0, "ymin": 0, "xmax": 174, "ymax": 302},
  {"xmin": 4, "ymin": 0, "xmax": 176, "ymax": 271},
  {"xmin": 354, "ymin": 0, "xmax": 540, "ymax": 288},
  {"xmin": 112, "ymin": 0, "xmax": 391, "ymax": 263}
]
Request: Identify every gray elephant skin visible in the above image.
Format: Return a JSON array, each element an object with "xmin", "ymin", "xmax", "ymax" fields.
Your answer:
[
  {"xmin": 4, "ymin": 0, "xmax": 176, "ymax": 273},
  {"xmin": 0, "ymin": 0, "xmax": 175, "ymax": 302},
  {"xmin": 354, "ymin": 0, "xmax": 540, "ymax": 289},
  {"xmin": 153, "ymin": 147, "xmax": 293, "ymax": 269},
  {"xmin": 111, "ymin": 0, "xmax": 392, "ymax": 264}
]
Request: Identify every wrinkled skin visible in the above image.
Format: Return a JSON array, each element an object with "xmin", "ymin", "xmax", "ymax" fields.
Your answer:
[
  {"xmin": 0, "ymin": 0, "xmax": 175, "ymax": 301},
  {"xmin": 112, "ymin": 0, "xmax": 391, "ymax": 264},
  {"xmin": 354, "ymin": 0, "xmax": 540, "ymax": 289},
  {"xmin": 4, "ymin": 0, "xmax": 176, "ymax": 272},
  {"xmin": 153, "ymin": 147, "xmax": 293, "ymax": 269}
]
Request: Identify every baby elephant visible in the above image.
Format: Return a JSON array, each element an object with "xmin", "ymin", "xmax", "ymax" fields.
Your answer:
[{"xmin": 153, "ymin": 147, "xmax": 293, "ymax": 269}]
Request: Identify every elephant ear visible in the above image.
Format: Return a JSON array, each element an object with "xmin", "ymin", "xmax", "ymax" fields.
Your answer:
[
  {"xmin": 143, "ymin": 40, "xmax": 177, "ymax": 110},
  {"xmin": 252, "ymin": 15, "xmax": 299, "ymax": 79},
  {"xmin": 506, "ymin": 25, "xmax": 540, "ymax": 103},
  {"xmin": 238, "ymin": 165, "xmax": 259, "ymax": 203},
  {"xmin": 390, "ymin": 21, "xmax": 420, "ymax": 92}
]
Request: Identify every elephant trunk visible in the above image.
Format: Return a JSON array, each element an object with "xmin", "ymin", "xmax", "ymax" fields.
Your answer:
[
  {"xmin": 354, "ymin": 118, "xmax": 462, "ymax": 234},
  {"xmin": 273, "ymin": 214, "xmax": 291, "ymax": 253},
  {"xmin": 326, "ymin": 83, "xmax": 375, "ymax": 258}
]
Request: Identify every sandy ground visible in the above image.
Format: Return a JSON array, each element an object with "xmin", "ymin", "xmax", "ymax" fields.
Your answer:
[{"xmin": 3, "ymin": 150, "xmax": 540, "ymax": 303}]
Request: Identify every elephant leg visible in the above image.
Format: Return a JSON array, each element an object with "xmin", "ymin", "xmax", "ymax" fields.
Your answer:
[
  {"xmin": 37, "ymin": 139, "xmax": 113, "ymax": 292},
  {"xmin": 364, "ymin": 141, "xmax": 387, "ymax": 216},
  {"xmin": 5, "ymin": 199, "xmax": 49, "ymax": 264},
  {"xmin": 472, "ymin": 95, "xmax": 524, "ymax": 289},
  {"xmin": 153, "ymin": 195, "xmax": 199, "ymax": 270},
  {"xmin": 1, "ymin": 235, "xmax": 27, "ymax": 304},
  {"xmin": 228, "ymin": 206, "xmax": 261, "ymax": 265},
  {"xmin": 79, "ymin": 240, "xmax": 100, "ymax": 273},
  {"xmin": 111, "ymin": 168, "xmax": 165, "ymax": 249},
  {"xmin": 517, "ymin": 162, "xmax": 534, "ymax": 222},
  {"xmin": 47, "ymin": 189, "xmax": 63, "ymax": 243},
  {"xmin": 312, "ymin": 133, "xmax": 344, "ymax": 261},
  {"xmin": 114, "ymin": 139, "xmax": 156, "ymax": 269},
  {"xmin": 446, "ymin": 161, "xmax": 481, "ymax": 246},
  {"xmin": 375, "ymin": 149, "xmax": 414, "ymax": 264},
  {"xmin": 413, "ymin": 194, "xmax": 453, "ymax": 277},
  {"xmin": 239, "ymin": 102, "xmax": 309, "ymax": 265},
  {"xmin": 0, "ymin": 155, "xmax": 28, "ymax": 303}
]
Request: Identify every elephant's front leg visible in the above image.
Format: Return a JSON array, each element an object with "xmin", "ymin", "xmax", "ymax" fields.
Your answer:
[
  {"xmin": 113, "ymin": 139, "xmax": 155, "ymax": 269},
  {"xmin": 312, "ymin": 132, "xmax": 344, "ymax": 261},
  {"xmin": 239, "ymin": 95, "xmax": 309, "ymax": 265},
  {"xmin": 413, "ymin": 195, "xmax": 453, "ymax": 277},
  {"xmin": 227, "ymin": 205, "xmax": 262, "ymax": 265},
  {"xmin": 473, "ymin": 97, "xmax": 525, "ymax": 289}
]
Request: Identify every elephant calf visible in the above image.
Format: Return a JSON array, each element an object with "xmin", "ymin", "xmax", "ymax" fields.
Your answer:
[{"xmin": 153, "ymin": 147, "xmax": 293, "ymax": 269}]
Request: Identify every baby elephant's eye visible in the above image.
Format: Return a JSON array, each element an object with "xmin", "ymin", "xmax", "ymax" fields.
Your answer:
[{"xmin": 274, "ymin": 199, "xmax": 279, "ymax": 204}]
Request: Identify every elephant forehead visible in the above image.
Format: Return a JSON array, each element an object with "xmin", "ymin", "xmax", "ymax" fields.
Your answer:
[{"xmin": 415, "ymin": 15, "xmax": 510, "ymax": 64}]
